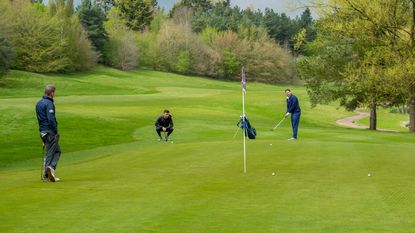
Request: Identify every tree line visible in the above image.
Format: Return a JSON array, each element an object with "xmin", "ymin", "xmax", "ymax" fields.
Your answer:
[
  {"xmin": 0, "ymin": 0, "xmax": 316, "ymax": 84},
  {"xmin": 296, "ymin": 0, "xmax": 415, "ymax": 132}
]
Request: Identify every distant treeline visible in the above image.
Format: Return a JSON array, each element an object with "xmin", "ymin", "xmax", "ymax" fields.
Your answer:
[{"xmin": 0, "ymin": 0, "xmax": 316, "ymax": 83}]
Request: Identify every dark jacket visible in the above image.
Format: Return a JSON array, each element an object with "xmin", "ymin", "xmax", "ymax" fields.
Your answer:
[
  {"xmin": 36, "ymin": 96, "xmax": 58, "ymax": 133},
  {"xmin": 286, "ymin": 95, "xmax": 301, "ymax": 114},
  {"xmin": 155, "ymin": 115, "xmax": 174, "ymax": 129}
]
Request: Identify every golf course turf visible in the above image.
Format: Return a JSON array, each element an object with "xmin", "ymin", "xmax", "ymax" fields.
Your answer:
[{"xmin": 1, "ymin": 66, "xmax": 415, "ymax": 232}]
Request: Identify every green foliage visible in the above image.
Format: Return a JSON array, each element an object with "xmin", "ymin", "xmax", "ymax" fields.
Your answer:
[
  {"xmin": 297, "ymin": 0, "xmax": 415, "ymax": 131},
  {"xmin": 298, "ymin": 8, "xmax": 316, "ymax": 43},
  {"xmin": 222, "ymin": 49, "xmax": 239, "ymax": 79},
  {"xmin": 77, "ymin": 0, "xmax": 109, "ymax": 58},
  {"xmin": 0, "ymin": 36, "xmax": 16, "ymax": 75},
  {"xmin": 117, "ymin": 0, "xmax": 158, "ymax": 31},
  {"xmin": 149, "ymin": 10, "xmax": 168, "ymax": 33},
  {"xmin": 190, "ymin": 3, "xmax": 315, "ymax": 54},
  {"xmin": 95, "ymin": 0, "xmax": 116, "ymax": 13},
  {"xmin": 175, "ymin": 51, "xmax": 191, "ymax": 74},
  {"xmin": 104, "ymin": 8, "xmax": 139, "ymax": 70},
  {"xmin": 50, "ymin": 0, "xmax": 98, "ymax": 71},
  {"xmin": 10, "ymin": 2, "xmax": 72, "ymax": 72},
  {"xmin": 296, "ymin": 34, "xmax": 356, "ymax": 108},
  {"xmin": 191, "ymin": 1, "xmax": 241, "ymax": 33},
  {"xmin": 148, "ymin": 15, "xmax": 294, "ymax": 82},
  {"xmin": 0, "ymin": 0, "xmax": 96, "ymax": 73},
  {"xmin": 199, "ymin": 27, "xmax": 220, "ymax": 46}
]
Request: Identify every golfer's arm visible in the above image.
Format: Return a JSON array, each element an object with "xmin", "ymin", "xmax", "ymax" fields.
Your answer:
[{"xmin": 46, "ymin": 106, "xmax": 57, "ymax": 133}]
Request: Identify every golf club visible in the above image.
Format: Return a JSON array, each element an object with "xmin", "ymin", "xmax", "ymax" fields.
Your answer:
[
  {"xmin": 233, "ymin": 125, "xmax": 241, "ymax": 139},
  {"xmin": 40, "ymin": 143, "xmax": 45, "ymax": 180},
  {"xmin": 272, "ymin": 116, "xmax": 287, "ymax": 131}
]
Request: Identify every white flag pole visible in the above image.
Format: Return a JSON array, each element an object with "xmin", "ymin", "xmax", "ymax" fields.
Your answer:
[
  {"xmin": 241, "ymin": 66, "xmax": 247, "ymax": 175},
  {"xmin": 242, "ymin": 89, "xmax": 246, "ymax": 175}
]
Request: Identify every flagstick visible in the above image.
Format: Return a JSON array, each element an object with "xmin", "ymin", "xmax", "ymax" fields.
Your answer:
[{"xmin": 242, "ymin": 89, "xmax": 246, "ymax": 175}]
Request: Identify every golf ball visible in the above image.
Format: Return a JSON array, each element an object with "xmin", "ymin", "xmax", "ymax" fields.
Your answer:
[
  {"xmin": 270, "ymin": 144, "xmax": 273, "ymax": 146},
  {"xmin": 368, "ymin": 173, "xmax": 371, "ymax": 177},
  {"xmin": 272, "ymin": 172, "xmax": 276, "ymax": 176},
  {"xmin": 171, "ymin": 141, "xmax": 174, "ymax": 144}
]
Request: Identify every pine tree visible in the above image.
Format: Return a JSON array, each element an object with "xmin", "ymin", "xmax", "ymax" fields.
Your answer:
[
  {"xmin": 117, "ymin": 0, "xmax": 158, "ymax": 31},
  {"xmin": 77, "ymin": 0, "xmax": 108, "ymax": 56}
]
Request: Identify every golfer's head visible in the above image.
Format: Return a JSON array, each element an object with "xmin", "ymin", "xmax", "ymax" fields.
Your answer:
[
  {"xmin": 163, "ymin": 109, "xmax": 170, "ymax": 118},
  {"xmin": 45, "ymin": 85, "xmax": 56, "ymax": 98},
  {"xmin": 285, "ymin": 89, "xmax": 292, "ymax": 97}
]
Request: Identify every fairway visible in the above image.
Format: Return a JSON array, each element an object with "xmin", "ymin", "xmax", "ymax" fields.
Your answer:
[{"xmin": 1, "ymin": 67, "xmax": 415, "ymax": 232}]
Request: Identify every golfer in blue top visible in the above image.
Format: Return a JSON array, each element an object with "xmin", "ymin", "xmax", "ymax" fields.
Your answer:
[{"xmin": 285, "ymin": 89, "xmax": 301, "ymax": 140}]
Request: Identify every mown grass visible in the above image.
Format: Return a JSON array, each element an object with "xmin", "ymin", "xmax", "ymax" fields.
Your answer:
[{"xmin": 0, "ymin": 66, "xmax": 414, "ymax": 233}]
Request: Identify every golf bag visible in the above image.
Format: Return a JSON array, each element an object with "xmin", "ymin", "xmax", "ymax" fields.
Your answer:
[{"xmin": 237, "ymin": 116, "xmax": 256, "ymax": 139}]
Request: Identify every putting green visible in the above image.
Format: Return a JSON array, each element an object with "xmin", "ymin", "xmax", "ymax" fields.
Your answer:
[{"xmin": 1, "ymin": 67, "xmax": 414, "ymax": 232}]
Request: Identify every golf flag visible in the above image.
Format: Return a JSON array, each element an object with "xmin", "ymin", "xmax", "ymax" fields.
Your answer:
[{"xmin": 242, "ymin": 66, "xmax": 246, "ymax": 92}]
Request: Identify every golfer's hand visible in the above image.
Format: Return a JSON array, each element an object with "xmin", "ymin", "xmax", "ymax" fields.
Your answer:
[
  {"xmin": 285, "ymin": 112, "xmax": 290, "ymax": 117},
  {"xmin": 162, "ymin": 127, "xmax": 166, "ymax": 131}
]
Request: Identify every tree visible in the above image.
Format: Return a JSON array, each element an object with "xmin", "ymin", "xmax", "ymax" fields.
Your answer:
[
  {"xmin": 327, "ymin": 0, "xmax": 415, "ymax": 132},
  {"xmin": 104, "ymin": 8, "xmax": 139, "ymax": 70},
  {"xmin": 0, "ymin": 36, "xmax": 16, "ymax": 75},
  {"xmin": 50, "ymin": 0, "xmax": 98, "ymax": 71},
  {"xmin": 77, "ymin": 0, "xmax": 108, "ymax": 58},
  {"xmin": 117, "ymin": 0, "xmax": 158, "ymax": 31},
  {"xmin": 170, "ymin": 0, "xmax": 211, "ymax": 17},
  {"xmin": 298, "ymin": 0, "xmax": 410, "ymax": 130},
  {"xmin": 95, "ymin": 0, "xmax": 116, "ymax": 13},
  {"xmin": 10, "ymin": 1, "xmax": 72, "ymax": 72},
  {"xmin": 298, "ymin": 8, "xmax": 316, "ymax": 42},
  {"xmin": 222, "ymin": 49, "xmax": 239, "ymax": 79},
  {"xmin": 175, "ymin": 51, "xmax": 191, "ymax": 73},
  {"xmin": 294, "ymin": 8, "xmax": 317, "ymax": 55}
]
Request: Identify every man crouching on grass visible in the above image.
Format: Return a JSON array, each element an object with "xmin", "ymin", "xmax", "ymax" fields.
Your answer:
[
  {"xmin": 155, "ymin": 110, "xmax": 174, "ymax": 142},
  {"xmin": 36, "ymin": 85, "xmax": 61, "ymax": 182}
]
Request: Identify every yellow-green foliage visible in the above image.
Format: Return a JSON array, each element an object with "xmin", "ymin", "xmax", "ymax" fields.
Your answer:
[{"xmin": 0, "ymin": 0, "xmax": 96, "ymax": 73}]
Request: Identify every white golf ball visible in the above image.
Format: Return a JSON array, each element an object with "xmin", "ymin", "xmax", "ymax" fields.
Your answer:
[
  {"xmin": 171, "ymin": 141, "xmax": 174, "ymax": 144},
  {"xmin": 270, "ymin": 144, "xmax": 273, "ymax": 146},
  {"xmin": 272, "ymin": 172, "xmax": 276, "ymax": 176},
  {"xmin": 368, "ymin": 173, "xmax": 371, "ymax": 177}
]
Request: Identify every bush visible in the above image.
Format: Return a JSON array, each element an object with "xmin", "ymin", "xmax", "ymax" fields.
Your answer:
[
  {"xmin": 104, "ymin": 8, "xmax": 139, "ymax": 70},
  {"xmin": 2, "ymin": 0, "xmax": 96, "ymax": 73},
  {"xmin": 175, "ymin": 51, "xmax": 191, "ymax": 74},
  {"xmin": 10, "ymin": 3, "xmax": 71, "ymax": 72},
  {"xmin": 0, "ymin": 36, "xmax": 16, "ymax": 75}
]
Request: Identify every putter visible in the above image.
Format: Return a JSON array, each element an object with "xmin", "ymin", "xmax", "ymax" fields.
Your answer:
[
  {"xmin": 41, "ymin": 143, "xmax": 45, "ymax": 180},
  {"xmin": 233, "ymin": 125, "xmax": 241, "ymax": 139},
  {"xmin": 272, "ymin": 116, "xmax": 287, "ymax": 131}
]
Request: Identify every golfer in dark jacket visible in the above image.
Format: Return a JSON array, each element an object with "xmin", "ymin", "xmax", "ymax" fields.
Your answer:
[
  {"xmin": 155, "ymin": 110, "xmax": 174, "ymax": 141},
  {"xmin": 285, "ymin": 89, "xmax": 301, "ymax": 140},
  {"xmin": 36, "ymin": 85, "xmax": 61, "ymax": 182}
]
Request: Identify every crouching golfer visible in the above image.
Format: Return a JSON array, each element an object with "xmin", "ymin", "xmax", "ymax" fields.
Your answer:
[
  {"xmin": 285, "ymin": 89, "xmax": 301, "ymax": 140},
  {"xmin": 36, "ymin": 85, "xmax": 61, "ymax": 182},
  {"xmin": 155, "ymin": 110, "xmax": 174, "ymax": 141}
]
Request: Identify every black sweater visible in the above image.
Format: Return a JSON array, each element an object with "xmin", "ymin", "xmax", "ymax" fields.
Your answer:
[{"xmin": 155, "ymin": 116, "xmax": 174, "ymax": 129}]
